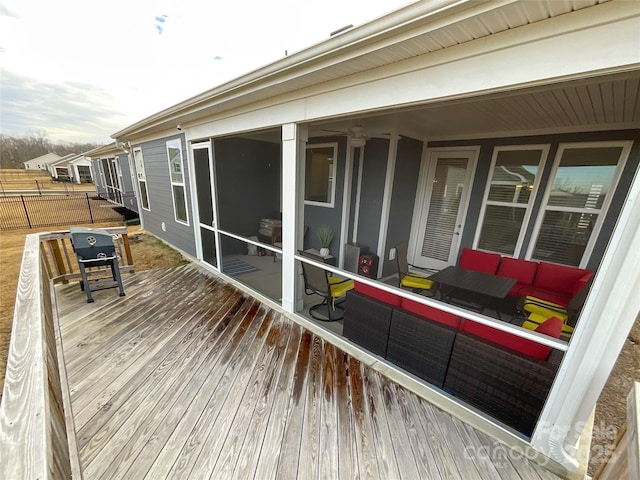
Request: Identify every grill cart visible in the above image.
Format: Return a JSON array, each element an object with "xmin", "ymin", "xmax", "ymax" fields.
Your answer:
[{"xmin": 70, "ymin": 227, "xmax": 126, "ymax": 303}]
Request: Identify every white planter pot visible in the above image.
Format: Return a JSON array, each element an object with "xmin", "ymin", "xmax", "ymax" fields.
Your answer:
[{"xmin": 319, "ymin": 247, "xmax": 330, "ymax": 257}]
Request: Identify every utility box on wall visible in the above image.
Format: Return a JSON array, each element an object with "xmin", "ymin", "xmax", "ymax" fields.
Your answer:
[
  {"xmin": 345, "ymin": 243, "xmax": 367, "ymax": 273},
  {"xmin": 358, "ymin": 253, "xmax": 379, "ymax": 279}
]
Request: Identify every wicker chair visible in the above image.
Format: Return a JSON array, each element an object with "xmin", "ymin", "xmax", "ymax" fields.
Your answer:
[
  {"xmin": 395, "ymin": 242, "xmax": 435, "ymax": 295},
  {"xmin": 299, "ymin": 250, "xmax": 354, "ymax": 321}
]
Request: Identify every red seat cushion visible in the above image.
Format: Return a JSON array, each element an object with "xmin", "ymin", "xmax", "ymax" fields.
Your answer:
[
  {"xmin": 496, "ymin": 257, "xmax": 538, "ymax": 297},
  {"xmin": 458, "ymin": 248, "xmax": 501, "ymax": 274},
  {"xmin": 533, "ymin": 262, "xmax": 592, "ymax": 297},
  {"xmin": 354, "ymin": 281, "xmax": 402, "ymax": 307},
  {"xmin": 400, "ymin": 298, "xmax": 462, "ymax": 329},
  {"xmin": 462, "ymin": 317, "xmax": 562, "ymax": 361}
]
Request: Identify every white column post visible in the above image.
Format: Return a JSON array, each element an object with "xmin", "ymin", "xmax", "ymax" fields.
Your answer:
[{"xmin": 281, "ymin": 123, "xmax": 307, "ymax": 313}]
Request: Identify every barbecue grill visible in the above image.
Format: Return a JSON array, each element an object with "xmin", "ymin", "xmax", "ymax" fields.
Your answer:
[{"xmin": 70, "ymin": 227, "xmax": 126, "ymax": 303}]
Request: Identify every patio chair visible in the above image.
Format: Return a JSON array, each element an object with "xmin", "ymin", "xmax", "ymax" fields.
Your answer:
[
  {"xmin": 299, "ymin": 249, "xmax": 354, "ymax": 321},
  {"xmin": 395, "ymin": 242, "xmax": 435, "ymax": 295}
]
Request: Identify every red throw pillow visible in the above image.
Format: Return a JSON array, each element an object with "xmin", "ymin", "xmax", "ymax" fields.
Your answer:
[{"xmin": 535, "ymin": 316, "xmax": 563, "ymax": 338}]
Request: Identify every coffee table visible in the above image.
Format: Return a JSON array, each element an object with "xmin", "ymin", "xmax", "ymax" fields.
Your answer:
[{"xmin": 429, "ymin": 265, "xmax": 516, "ymax": 314}]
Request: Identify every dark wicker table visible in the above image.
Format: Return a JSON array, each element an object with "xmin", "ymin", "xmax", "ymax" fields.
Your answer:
[
  {"xmin": 429, "ymin": 266, "xmax": 516, "ymax": 313},
  {"xmin": 430, "ymin": 266, "xmax": 516, "ymax": 298}
]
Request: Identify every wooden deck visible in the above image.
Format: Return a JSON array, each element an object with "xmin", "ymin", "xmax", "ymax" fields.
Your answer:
[{"xmin": 56, "ymin": 263, "xmax": 560, "ymax": 479}]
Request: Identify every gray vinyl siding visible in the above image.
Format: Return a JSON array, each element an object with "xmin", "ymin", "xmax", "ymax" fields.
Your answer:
[
  {"xmin": 303, "ymin": 137, "xmax": 348, "ymax": 252},
  {"xmin": 428, "ymin": 129, "xmax": 639, "ymax": 268},
  {"xmin": 132, "ymin": 134, "xmax": 197, "ymax": 256},
  {"xmin": 382, "ymin": 136, "xmax": 423, "ymax": 277},
  {"xmin": 349, "ymin": 137, "xmax": 389, "ymax": 256}
]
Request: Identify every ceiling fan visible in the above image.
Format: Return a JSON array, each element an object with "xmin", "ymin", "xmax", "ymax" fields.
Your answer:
[{"xmin": 320, "ymin": 125, "xmax": 390, "ymax": 147}]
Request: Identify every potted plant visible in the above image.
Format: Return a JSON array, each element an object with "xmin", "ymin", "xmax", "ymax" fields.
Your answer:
[{"xmin": 317, "ymin": 224, "xmax": 334, "ymax": 257}]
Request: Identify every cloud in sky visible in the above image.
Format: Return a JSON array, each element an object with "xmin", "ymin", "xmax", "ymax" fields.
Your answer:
[
  {"xmin": 1, "ymin": 71, "xmax": 127, "ymax": 143},
  {"xmin": 0, "ymin": 0, "xmax": 411, "ymax": 143},
  {"xmin": 155, "ymin": 15, "xmax": 168, "ymax": 34}
]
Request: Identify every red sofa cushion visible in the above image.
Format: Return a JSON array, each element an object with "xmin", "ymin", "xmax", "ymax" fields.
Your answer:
[
  {"xmin": 354, "ymin": 281, "xmax": 402, "ymax": 307},
  {"xmin": 496, "ymin": 257, "xmax": 538, "ymax": 297},
  {"xmin": 462, "ymin": 317, "xmax": 562, "ymax": 361},
  {"xmin": 400, "ymin": 298, "xmax": 462, "ymax": 329},
  {"xmin": 533, "ymin": 262, "xmax": 592, "ymax": 297},
  {"xmin": 459, "ymin": 248, "xmax": 501, "ymax": 274}
]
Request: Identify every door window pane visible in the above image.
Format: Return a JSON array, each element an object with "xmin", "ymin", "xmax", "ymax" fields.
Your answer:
[{"xmin": 421, "ymin": 158, "xmax": 467, "ymax": 261}]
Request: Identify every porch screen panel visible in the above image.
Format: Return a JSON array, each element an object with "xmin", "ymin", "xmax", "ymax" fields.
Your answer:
[
  {"xmin": 531, "ymin": 145, "xmax": 624, "ymax": 267},
  {"xmin": 421, "ymin": 158, "xmax": 467, "ymax": 261},
  {"xmin": 476, "ymin": 148, "xmax": 545, "ymax": 256},
  {"xmin": 193, "ymin": 148, "xmax": 213, "ymax": 226}
]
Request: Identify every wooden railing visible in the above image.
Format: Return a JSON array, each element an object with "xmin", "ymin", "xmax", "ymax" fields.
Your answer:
[
  {"xmin": 0, "ymin": 227, "xmax": 133, "ymax": 479},
  {"xmin": 40, "ymin": 226, "xmax": 134, "ymax": 284},
  {"xmin": 594, "ymin": 382, "xmax": 640, "ymax": 480}
]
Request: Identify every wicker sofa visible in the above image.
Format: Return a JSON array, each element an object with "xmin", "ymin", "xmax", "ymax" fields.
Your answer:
[
  {"xmin": 343, "ymin": 281, "xmax": 564, "ymax": 436},
  {"xmin": 459, "ymin": 248, "xmax": 594, "ymax": 314}
]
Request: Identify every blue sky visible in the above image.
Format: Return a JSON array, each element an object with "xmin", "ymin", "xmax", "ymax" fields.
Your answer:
[{"xmin": 0, "ymin": 0, "xmax": 410, "ymax": 143}]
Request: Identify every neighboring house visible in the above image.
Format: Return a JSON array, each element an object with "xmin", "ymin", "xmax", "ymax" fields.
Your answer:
[
  {"xmin": 23, "ymin": 152, "xmax": 61, "ymax": 170},
  {"xmin": 85, "ymin": 143, "xmax": 139, "ymax": 214},
  {"xmin": 47, "ymin": 153, "xmax": 76, "ymax": 181},
  {"xmin": 68, "ymin": 155, "xmax": 94, "ymax": 184},
  {"xmin": 104, "ymin": 1, "xmax": 639, "ymax": 475}
]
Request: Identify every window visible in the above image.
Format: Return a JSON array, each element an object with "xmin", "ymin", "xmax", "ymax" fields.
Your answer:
[
  {"xmin": 304, "ymin": 143, "xmax": 337, "ymax": 207},
  {"xmin": 528, "ymin": 141, "xmax": 631, "ymax": 267},
  {"xmin": 133, "ymin": 147, "xmax": 150, "ymax": 210},
  {"xmin": 167, "ymin": 139, "xmax": 188, "ymax": 224},
  {"xmin": 475, "ymin": 146, "xmax": 549, "ymax": 256}
]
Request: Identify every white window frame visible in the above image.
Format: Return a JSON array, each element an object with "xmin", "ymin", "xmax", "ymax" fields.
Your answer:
[
  {"xmin": 166, "ymin": 139, "xmax": 189, "ymax": 225},
  {"xmin": 304, "ymin": 142, "xmax": 338, "ymax": 208},
  {"xmin": 473, "ymin": 144, "xmax": 550, "ymax": 257},
  {"xmin": 526, "ymin": 140, "xmax": 632, "ymax": 268},
  {"xmin": 133, "ymin": 147, "xmax": 150, "ymax": 211}
]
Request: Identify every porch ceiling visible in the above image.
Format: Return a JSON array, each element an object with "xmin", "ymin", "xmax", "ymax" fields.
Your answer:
[{"xmin": 307, "ymin": 72, "xmax": 640, "ymax": 141}]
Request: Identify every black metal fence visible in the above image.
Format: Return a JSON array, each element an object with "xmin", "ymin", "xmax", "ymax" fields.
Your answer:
[{"xmin": 0, "ymin": 193, "xmax": 132, "ymax": 230}]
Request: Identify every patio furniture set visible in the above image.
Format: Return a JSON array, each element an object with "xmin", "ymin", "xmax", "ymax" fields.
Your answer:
[{"xmin": 341, "ymin": 248, "xmax": 594, "ymax": 436}]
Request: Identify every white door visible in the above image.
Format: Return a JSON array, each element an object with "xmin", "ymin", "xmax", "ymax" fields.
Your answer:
[
  {"xmin": 410, "ymin": 147, "xmax": 478, "ymax": 270},
  {"xmin": 192, "ymin": 142, "xmax": 220, "ymax": 268}
]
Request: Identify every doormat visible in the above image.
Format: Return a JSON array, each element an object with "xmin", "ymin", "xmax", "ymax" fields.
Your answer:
[{"xmin": 222, "ymin": 258, "xmax": 259, "ymax": 276}]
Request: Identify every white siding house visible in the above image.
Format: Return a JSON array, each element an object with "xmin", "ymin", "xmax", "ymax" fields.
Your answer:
[{"xmin": 23, "ymin": 152, "xmax": 61, "ymax": 170}]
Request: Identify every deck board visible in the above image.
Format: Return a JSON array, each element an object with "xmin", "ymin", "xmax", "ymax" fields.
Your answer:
[{"xmin": 55, "ymin": 263, "xmax": 560, "ymax": 479}]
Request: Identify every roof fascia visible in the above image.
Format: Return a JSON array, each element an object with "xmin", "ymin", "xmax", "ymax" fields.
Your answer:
[{"xmin": 112, "ymin": 0, "xmax": 514, "ymax": 139}]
